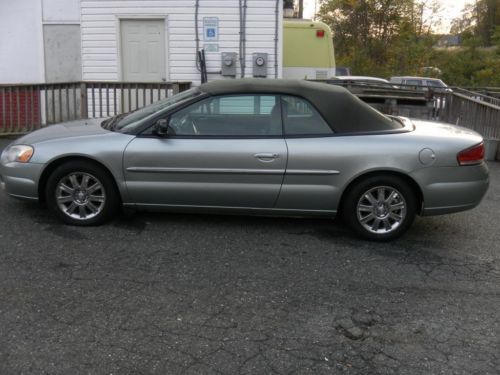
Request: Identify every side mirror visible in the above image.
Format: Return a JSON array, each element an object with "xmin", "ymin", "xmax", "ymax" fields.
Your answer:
[{"xmin": 154, "ymin": 118, "xmax": 169, "ymax": 137}]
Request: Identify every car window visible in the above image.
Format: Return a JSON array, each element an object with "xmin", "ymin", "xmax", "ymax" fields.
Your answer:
[
  {"xmin": 404, "ymin": 79, "xmax": 422, "ymax": 87},
  {"xmin": 426, "ymin": 80, "xmax": 445, "ymax": 88},
  {"xmin": 282, "ymin": 95, "xmax": 333, "ymax": 136},
  {"xmin": 109, "ymin": 88, "xmax": 202, "ymax": 133},
  {"xmin": 168, "ymin": 95, "xmax": 282, "ymax": 136}
]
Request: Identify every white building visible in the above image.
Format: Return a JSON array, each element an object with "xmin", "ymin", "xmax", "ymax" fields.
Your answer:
[{"xmin": 0, "ymin": 0, "xmax": 283, "ymax": 85}]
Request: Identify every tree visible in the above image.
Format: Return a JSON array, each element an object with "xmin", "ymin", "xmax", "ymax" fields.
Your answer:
[
  {"xmin": 317, "ymin": 0, "xmax": 439, "ymax": 76},
  {"xmin": 451, "ymin": 0, "xmax": 500, "ymax": 46}
]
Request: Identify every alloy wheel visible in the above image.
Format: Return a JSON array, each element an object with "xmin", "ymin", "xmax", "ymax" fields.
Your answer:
[
  {"xmin": 55, "ymin": 172, "xmax": 106, "ymax": 220},
  {"xmin": 356, "ymin": 186, "xmax": 407, "ymax": 234}
]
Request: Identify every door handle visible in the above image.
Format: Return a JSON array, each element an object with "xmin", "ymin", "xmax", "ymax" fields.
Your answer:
[
  {"xmin": 254, "ymin": 153, "xmax": 279, "ymax": 162},
  {"xmin": 254, "ymin": 153, "xmax": 278, "ymax": 159}
]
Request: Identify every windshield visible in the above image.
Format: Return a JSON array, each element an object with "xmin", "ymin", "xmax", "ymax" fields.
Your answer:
[{"xmin": 101, "ymin": 88, "xmax": 202, "ymax": 133}]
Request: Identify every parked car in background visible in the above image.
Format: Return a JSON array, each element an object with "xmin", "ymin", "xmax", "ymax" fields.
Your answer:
[
  {"xmin": 335, "ymin": 66, "xmax": 352, "ymax": 76},
  {"xmin": 390, "ymin": 76, "xmax": 452, "ymax": 115},
  {"xmin": 389, "ymin": 76, "xmax": 452, "ymax": 92},
  {"xmin": 327, "ymin": 76, "xmax": 396, "ymax": 89},
  {"xmin": 0, "ymin": 79, "xmax": 489, "ymax": 241}
]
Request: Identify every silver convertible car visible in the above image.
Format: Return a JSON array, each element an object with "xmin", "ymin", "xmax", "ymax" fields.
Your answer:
[{"xmin": 0, "ymin": 79, "xmax": 489, "ymax": 240}]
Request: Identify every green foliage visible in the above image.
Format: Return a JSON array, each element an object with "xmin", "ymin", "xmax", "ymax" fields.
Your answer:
[
  {"xmin": 451, "ymin": 0, "xmax": 499, "ymax": 46},
  {"xmin": 317, "ymin": 0, "xmax": 500, "ymax": 87},
  {"xmin": 430, "ymin": 48, "xmax": 500, "ymax": 87},
  {"xmin": 317, "ymin": 0, "xmax": 439, "ymax": 77}
]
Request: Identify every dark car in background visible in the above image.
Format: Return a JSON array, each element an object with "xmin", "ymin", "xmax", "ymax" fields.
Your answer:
[{"xmin": 389, "ymin": 76, "xmax": 452, "ymax": 92}]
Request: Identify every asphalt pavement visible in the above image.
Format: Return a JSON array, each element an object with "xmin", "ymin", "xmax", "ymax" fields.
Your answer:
[{"xmin": 0, "ymin": 137, "xmax": 499, "ymax": 374}]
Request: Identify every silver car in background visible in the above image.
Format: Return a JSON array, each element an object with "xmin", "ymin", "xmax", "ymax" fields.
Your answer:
[{"xmin": 0, "ymin": 79, "xmax": 489, "ymax": 240}]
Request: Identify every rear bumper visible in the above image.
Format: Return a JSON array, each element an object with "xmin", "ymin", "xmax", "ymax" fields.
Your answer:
[
  {"xmin": 414, "ymin": 163, "xmax": 489, "ymax": 216},
  {"xmin": 0, "ymin": 162, "xmax": 43, "ymax": 201}
]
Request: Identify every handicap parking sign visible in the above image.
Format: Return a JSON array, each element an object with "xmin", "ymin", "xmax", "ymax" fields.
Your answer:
[
  {"xmin": 206, "ymin": 28, "xmax": 216, "ymax": 38},
  {"xmin": 203, "ymin": 17, "xmax": 218, "ymax": 41}
]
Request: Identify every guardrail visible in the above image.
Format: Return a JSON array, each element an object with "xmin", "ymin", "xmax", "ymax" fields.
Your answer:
[
  {"xmin": 464, "ymin": 87, "xmax": 500, "ymax": 99},
  {"xmin": 0, "ymin": 81, "xmax": 192, "ymax": 135},
  {"xmin": 437, "ymin": 91, "xmax": 500, "ymax": 140},
  {"xmin": 452, "ymin": 87, "xmax": 500, "ymax": 107}
]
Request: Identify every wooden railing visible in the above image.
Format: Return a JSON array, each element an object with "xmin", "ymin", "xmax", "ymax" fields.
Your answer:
[{"xmin": 0, "ymin": 81, "xmax": 192, "ymax": 135}]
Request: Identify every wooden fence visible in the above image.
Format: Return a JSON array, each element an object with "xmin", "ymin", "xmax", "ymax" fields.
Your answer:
[{"xmin": 0, "ymin": 81, "xmax": 192, "ymax": 135}]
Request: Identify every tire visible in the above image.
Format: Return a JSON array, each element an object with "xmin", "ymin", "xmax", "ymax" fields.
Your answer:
[
  {"xmin": 341, "ymin": 175, "xmax": 417, "ymax": 241},
  {"xmin": 45, "ymin": 160, "xmax": 120, "ymax": 226}
]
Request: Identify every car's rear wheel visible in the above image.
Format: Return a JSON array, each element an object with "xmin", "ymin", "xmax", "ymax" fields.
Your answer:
[
  {"xmin": 45, "ymin": 161, "xmax": 119, "ymax": 225},
  {"xmin": 342, "ymin": 175, "xmax": 417, "ymax": 241}
]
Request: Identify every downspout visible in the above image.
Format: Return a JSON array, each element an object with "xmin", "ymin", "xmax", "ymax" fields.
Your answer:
[
  {"xmin": 243, "ymin": 0, "xmax": 247, "ymax": 78},
  {"xmin": 195, "ymin": 0, "xmax": 201, "ymax": 71},
  {"xmin": 195, "ymin": 0, "xmax": 221, "ymax": 80},
  {"xmin": 239, "ymin": 0, "xmax": 247, "ymax": 78},
  {"xmin": 274, "ymin": 0, "xmax": 279, "ymax": 78}
]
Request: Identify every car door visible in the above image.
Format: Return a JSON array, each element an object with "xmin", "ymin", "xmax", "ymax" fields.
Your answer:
[
  {"xmin": 123, "ymin": 94, "xmax": 287, "ymax": 209},
  {"xmin": 275, "ymin": 95, "xmax": 340, "ymax": 213}
]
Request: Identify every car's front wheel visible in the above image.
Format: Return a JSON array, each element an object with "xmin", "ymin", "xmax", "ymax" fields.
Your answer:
[
  {"xmin": 45, "ymin": 161, "xmax": 120, "ymax": 225},
  {"xmin": 342, "ymin": 175, "xmax": 417, "ymax": 241}
]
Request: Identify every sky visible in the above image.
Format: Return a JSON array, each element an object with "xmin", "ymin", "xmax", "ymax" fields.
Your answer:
[{"xmin": 302, "ymin": 0, "xmax": 475, "ymax": 33}]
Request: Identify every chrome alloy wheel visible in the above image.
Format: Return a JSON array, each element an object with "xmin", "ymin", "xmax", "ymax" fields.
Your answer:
[
  {"xmin": 356, "ymin": 186, "xmax": 407, "ymax": 234},
  {"xmin": 55, "ymin": 172, "xmax": 106, "ymax": 220}
]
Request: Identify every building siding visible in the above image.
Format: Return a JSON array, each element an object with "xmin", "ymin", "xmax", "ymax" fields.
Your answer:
[{"xmin": 80, "ymin": 0, "xmax": 283, "ymax": 85}]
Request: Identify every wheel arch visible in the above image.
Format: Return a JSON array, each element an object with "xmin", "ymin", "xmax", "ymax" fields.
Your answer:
[
  {"xmin": 38, "ymin": 156, "xmax": 123, "ymax": 204},
  {"xmin": 338, "ymin": 170, "xmax": 424, "ymax": 215}
]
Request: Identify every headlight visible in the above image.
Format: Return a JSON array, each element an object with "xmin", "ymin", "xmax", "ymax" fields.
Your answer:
[{"xmin": 1, "ymin": 145, "xmax": 34, "ymax": 163}]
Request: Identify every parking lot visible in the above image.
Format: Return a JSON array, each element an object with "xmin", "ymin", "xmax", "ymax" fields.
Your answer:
[{"xmin": 0, "ymin": 138, "xmax": 499, "ymax": 375}]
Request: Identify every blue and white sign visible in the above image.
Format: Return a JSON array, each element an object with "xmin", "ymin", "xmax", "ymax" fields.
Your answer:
[{"xmin": 203, "ymin": 17, "xmax": 219, "ymax": 42}]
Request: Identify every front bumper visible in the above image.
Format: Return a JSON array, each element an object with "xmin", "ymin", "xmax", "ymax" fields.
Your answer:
[{"xmin": 0, "ymin": 162, "xmax": 44, "ymax": 201}]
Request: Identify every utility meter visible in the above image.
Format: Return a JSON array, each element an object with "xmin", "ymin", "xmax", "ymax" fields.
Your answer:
[
  {"xmin": 221, "ymin": 52, "xmax": 237, "ymax": 77},
  {"xmin": 253, "ymin": 53, "xmax": 268, "ymax": 77}
]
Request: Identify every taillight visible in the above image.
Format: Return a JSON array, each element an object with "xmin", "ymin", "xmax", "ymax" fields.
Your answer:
[{"xmin": 457, "ymin": 142, "xmax": 484, "ymax": 166}]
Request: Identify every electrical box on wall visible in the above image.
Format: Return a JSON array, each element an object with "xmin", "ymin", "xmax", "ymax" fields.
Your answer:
[
  {"xmin": 221, "ymin": 52, "xmax": 237, "ymax": 77},
  {"xmin": 252, "ymin": 53, "xmax": 268, "ymax": 77}
]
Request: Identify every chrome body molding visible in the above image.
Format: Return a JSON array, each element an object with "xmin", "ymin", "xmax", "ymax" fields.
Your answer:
[
  {"xmin": 125, "ymin": 166, "xmax": 339, "ymax": 176},
  {"xmin": 126, "ymin": 166, "xmax": 284, "ymax": 175},
  {"xmin": 286, "ymin": 169, "xmax": 340, "ymax": 175}
]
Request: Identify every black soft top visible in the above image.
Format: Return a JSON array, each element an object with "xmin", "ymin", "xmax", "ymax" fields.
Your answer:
[{"xmin": 199, "ymin": 79, "xmax": 398, "ymax": 133}]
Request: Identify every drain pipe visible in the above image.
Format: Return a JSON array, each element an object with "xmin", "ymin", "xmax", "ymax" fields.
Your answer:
[
  {"xmin": 195, "ymin": 0, "xmax": 201, "ymax": 71},
  {"xmin": 274, "ymin": 0, "xmax": 279, "ymax": 78},
  {"xmin": 243, "ymin": 0, "xmax": 247, "ymax": 78},
  {"xmin": 239, "ymin": 0, "xmax": 247, "ymax": 78},
  {"xmin": 194, "ymin": 0, "xmax": 221, "ymax": 79}
]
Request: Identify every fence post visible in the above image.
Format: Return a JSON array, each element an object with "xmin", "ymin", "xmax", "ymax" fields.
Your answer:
[
  {"xmin": 80, "ymin": 82, "xmax": 88, "ymax": 119},
  {"xmin": 172, "ymin": 83, "xmax": 179, "ymax": 95}
]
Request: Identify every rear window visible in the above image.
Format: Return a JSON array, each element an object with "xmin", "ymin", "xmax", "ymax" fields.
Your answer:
[{"xmin": 282, "ymin": 95, "xmax": 333, "ymax": 136}]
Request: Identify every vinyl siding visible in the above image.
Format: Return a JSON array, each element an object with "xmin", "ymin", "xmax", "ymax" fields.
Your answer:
[{"xmin": 80, "ymin": 0, "xmax": 283, "ymax": 85}]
